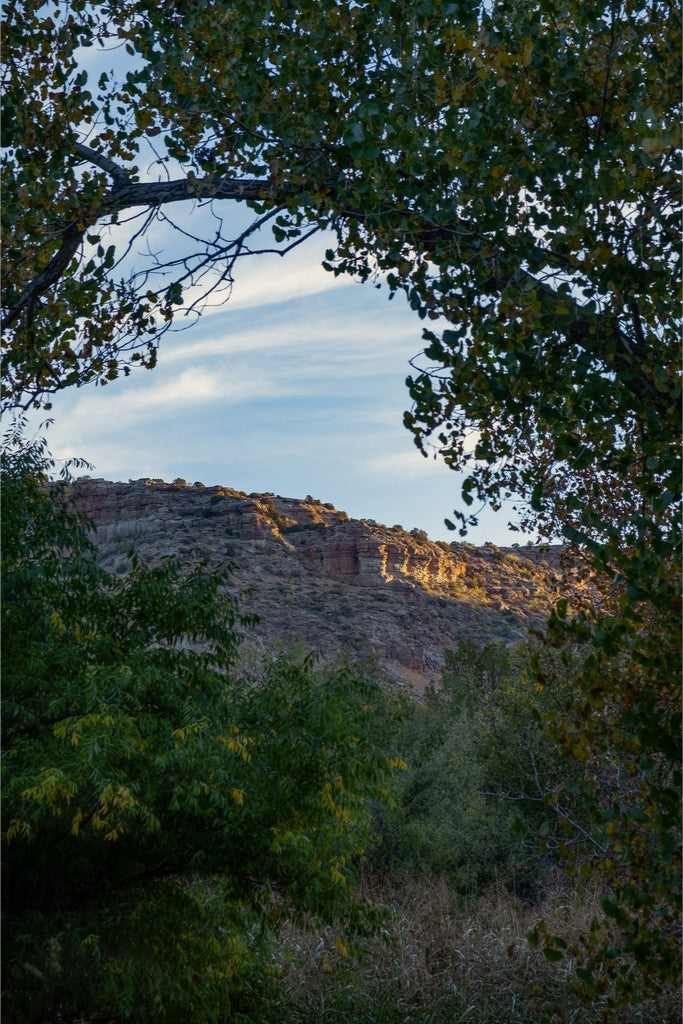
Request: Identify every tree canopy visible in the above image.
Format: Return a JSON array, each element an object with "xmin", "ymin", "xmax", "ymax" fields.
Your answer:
[
  {"xmin": 4, "ymin": 1, "xmax": 678, "ymax": 514},
  {"xmin": 4, "ymin": 3, "xmax": 679, "ymax": 531}
]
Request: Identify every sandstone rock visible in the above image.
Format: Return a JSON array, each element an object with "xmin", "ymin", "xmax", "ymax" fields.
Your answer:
[{"xmin": 69, "ymin": 478, "xmax": 573, "ymax": 691}]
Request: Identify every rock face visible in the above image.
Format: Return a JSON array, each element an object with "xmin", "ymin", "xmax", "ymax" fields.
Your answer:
[{"xmin": 71, "ymin": 478, "xmax": 571, "ymax": 691}]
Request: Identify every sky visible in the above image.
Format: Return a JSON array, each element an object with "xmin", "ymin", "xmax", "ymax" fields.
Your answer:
[
  {"xmin": 30, "ymin": 228, "xmax": 531, "ymax": 546},
  {"xmin": 19, "ymin": 20, "xmax": 534, "ymax": 547}
]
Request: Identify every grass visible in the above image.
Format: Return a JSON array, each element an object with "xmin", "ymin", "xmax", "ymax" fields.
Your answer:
[{"xmin": 259, "ymin": 876, "xmax": 679, "ymax": 1024}]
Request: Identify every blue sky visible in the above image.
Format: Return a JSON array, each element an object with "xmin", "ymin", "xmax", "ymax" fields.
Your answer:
[
  {"xmin": 15, "ymin": 18, "xmax": 536, "ymax": 546},
  {"xmin": 34, "ymin": 231, "xmax": 530, "ymax": 545}
]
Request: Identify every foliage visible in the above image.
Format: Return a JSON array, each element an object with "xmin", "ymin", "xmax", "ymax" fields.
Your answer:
[
  {"xmin": 534, "ymin": 592, "xmax": 681, "ymax": 1007},
  {"xmin": 259, "ymin": 877, "xmax": 679, "ymax": 1024},
  {"xmin": 3, "ymin": 2, "xmax": 679, "ymax": 473},
  {"xmin": 369, "ymin": 640, "xmax": 591, "ymax": 892},
  {"xmin": 371, "ymin": 635, "xmax": 680, "ymax": 1010},
  {"xmin": 1, "ymin": 433, "xmax": 398, "ymax": 1023},
  {"xmin": 2, "ymin": 0, "xmax": 680, "ymax": 1001}
]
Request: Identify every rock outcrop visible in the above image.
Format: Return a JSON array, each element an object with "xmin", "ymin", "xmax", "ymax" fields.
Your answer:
[{"xmin": 71, "ymin": 477, "xmax": 572, "ymax": 691}]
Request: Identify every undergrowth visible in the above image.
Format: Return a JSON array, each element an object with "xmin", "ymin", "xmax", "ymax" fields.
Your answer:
[{"xmin": 260, "ymin": 877, "xmax": 679, "ymax": 1024}]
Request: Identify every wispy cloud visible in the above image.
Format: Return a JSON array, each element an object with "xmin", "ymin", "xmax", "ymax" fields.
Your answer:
[
  {"xmin": 161, "ymin": 288, "xmax": 413, "ymax": 365},
  {"xmin": 362, "ymin": 449, "xmax": 454, "ymax": 478},
  {"xmin": 363, "ymin": 424, "xmax": 482, "ymax": 475},
  {"xmin": 147, "ymin": 228, "xmax": 344, "ymax": 322},
  {"xmin": 39, "ymin": 365, "xmax": 284, "ymax": 454},
  {"xmin": 223, "ymin": 240, "xmax": 345, "ymax": 311}
]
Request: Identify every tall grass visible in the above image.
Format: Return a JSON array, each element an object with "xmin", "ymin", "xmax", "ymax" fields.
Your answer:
[{"xmin": 260, "ymin": 875, "xmax": 679, "ymax": 1024}]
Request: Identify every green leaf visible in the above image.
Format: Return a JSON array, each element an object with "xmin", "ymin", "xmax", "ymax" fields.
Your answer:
[{"xmin": 543, "ymin": 947, "xmax": 564, "ymax": 963}]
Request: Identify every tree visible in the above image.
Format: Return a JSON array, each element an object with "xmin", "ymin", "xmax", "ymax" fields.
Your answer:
[
  {"xmin": 370, "ymin": 640, "xmax": 593, "ymax": 892},
  {"xmin": 1, "ymin": 431, "xmax": 398, "ymax": 1023},
  {"xmin": 3, "ymin": 5, "xmax": 678, "ymax": 451},
  {"xmin": 2, "ymin": 0, "xmax": 680, "ymax": 1002},
  {"xmin": 2, "ymin": 0, "xmax": 678, "ymax": 531}
]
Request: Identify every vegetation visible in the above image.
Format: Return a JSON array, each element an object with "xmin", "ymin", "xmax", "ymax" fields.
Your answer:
[
  {"xmin": 260, "ymin": 633, "xmax": 677, "ymax": 1022},
  {"xmin": 3, "ymin": 2, "xmax": 678, "ymax": 442},
  {"xmin": 261, "ymin": 879, "xmax": 678, "ymax": 1024},
  {"xmin": 369, "ymin": 641, "xmax": 581, "ymax": 892},
  {"xmin": 2, "ymin": 435, "xmax": 679, "ymax": 1019},
  {"xmin": 1, "ymin": 434, "xmax": 399, "ymax": 1023},
  {"xmin": 1, "ymin": 0, "xmax": 679, "ymax": 1016}
]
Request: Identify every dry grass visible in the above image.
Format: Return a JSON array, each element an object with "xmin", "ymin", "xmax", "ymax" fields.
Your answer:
[{"xmin": 263, "ymin": 876, "xmax": 679, "ymax": 1024}]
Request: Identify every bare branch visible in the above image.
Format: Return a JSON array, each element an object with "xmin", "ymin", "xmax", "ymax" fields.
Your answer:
[
  {"xmin": 1, "ymin": 173, "xmax": 274, "ymax": 333},
  {"xmin": 551, "ymin": 803, "xmax": 609, "ymax": 855}
]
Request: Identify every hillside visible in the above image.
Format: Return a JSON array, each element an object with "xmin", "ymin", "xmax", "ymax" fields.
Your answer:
[{"xmin": 72, "ymin": 477, "xmax": 582, "ymax": 690}]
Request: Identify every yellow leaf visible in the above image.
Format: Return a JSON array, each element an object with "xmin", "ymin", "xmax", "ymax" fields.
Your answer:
[{"xmin": 330, "ymin": 866, "xmax": 346, "ymax": 886}]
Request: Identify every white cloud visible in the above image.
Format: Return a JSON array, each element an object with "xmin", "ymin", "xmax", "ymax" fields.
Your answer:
[
  {"xmin": 39, "ymin": 365, "xmax": 280, "ymax": 453},
  {"xmin": 161, "ymin": 289, "xmax": 411, "ymax": 365},
  {"xmin": 225, "ymin": 241, "xmax": 344, "ymax": 311},
  {"xmin": 363, "ymin": 427, "xmax": 482, "ymax": 478},
  {"xmin": 362, "ymin": 449, "xmax": 453, "ymax": 478},
  {"xmin": 136, "ymin": 367, "xmax": 222, "ymax": 408}
]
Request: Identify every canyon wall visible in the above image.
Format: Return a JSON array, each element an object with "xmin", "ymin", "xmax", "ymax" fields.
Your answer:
[{"xmin": 72, "ymin": 478, "xmax": 569, "ymax": 690}]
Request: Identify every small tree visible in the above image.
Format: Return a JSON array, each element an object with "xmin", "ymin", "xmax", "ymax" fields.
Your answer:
[
  {"xmin": 1, "ymin": 432, "xmax": 397, "ymax": 1023},
  {"xmin": 372, "ymin": 640, "xmax": 590, "ymax": 892}
]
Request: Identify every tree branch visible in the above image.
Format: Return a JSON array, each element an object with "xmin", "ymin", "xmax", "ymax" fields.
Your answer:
[
  {"xmin": 74, "ymin": 142, "xmax": 132, "ymax": 187},
  {"xmin": 1, "ymin": 172, "xmax": 273, "ymax": 333},
  {"xmin": 1, "ymin": 148, "xmax": 655, "ymax": 418},
  {"xmin": 1, "ymin": 221, "xmax": 86, "ymax": 330},
  {"xmin": 101, "ymin": 175, "xmax": 269, "ymax": 214}
]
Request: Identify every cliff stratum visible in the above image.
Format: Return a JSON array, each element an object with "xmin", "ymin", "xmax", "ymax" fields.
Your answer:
[{"xmin": 73, "ymin": 478, "xmax": 579, "ymax": 690}]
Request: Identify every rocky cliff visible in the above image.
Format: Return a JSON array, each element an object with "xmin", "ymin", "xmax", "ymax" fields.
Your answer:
[{"xmin": 72, "ymin": 478, "xmax": 578, "ymax": 690}]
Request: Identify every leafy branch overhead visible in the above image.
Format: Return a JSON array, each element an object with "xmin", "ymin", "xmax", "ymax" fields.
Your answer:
[{"xmin": 3, "ymin": 4, "xmax": 679, "ymax": 526}]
